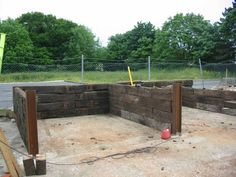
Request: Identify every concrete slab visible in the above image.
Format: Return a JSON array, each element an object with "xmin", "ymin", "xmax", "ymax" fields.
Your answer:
[{"xmin": 0, "ymin": 107, "xmax": 236, "ymax": 177}]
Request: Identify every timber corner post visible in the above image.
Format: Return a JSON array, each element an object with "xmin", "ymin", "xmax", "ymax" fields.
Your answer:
[
  {"xmin": 26, "ymin": 90, "xmax": 39, "ymax": 156},
  {"xmin": 172, "ymin": 83, "xmax": 182, "ymax": 134},
  {"xmin": 14, "ymin": 88, "xmax": 42, "ymax": 175},
  {"xmin": 25, "ymin": 90, "xmax": 47, "ymax": 176}
]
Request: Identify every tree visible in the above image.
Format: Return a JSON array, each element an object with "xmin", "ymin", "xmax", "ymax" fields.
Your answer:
[
  {"xmin": 107, "ymin": 33, "xmax": 129, "ymax": 60},
  {"xmin": 153, "ymin": 13, "xmax": 216, "ymax": 62},
  {"xmin": 94, "ymin": 46, "xmax": 108, "ymax": 59},
  {"xmin": 17, "ymin": 12, "xmax": 98, "ymax": 63},
  {"xmin": 128, "ymin": 22, "xmax": 155, "ymax": 59},
  {"xmin": 218, "ymin": 0, "xmax": 236, "ymax": 60},
  {"xmin": 31, "ymin": 47, "xmax": 53, "ymax": 64},
  {"xmin": 0, "ymin": 19, "xmax": 34, "ymax": 63},
  {"xmin": 107, "ymin": 21, "xmax": 156, "ymax": 61},
  {"xmin": 68, "ymin": 25, "xmax": 97, "ymax": 58}
]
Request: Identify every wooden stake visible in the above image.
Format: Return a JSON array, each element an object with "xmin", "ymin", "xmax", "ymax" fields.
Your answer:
[
  {"xmin": 23, "ymin": 155, "xmax": 36, "ymax": 176},
  {"xmin": 0, "ymin": 129, "xmax": 22, "ymax": 177},
  {"xmin": 36, "ymin": 154, "xmax": 46, "ymax": 175}
]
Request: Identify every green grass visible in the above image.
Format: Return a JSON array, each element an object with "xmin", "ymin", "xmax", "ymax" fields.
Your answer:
[
  {"xmin": 0, "ymin": 68, "xmax": 231, "ymax": 83},
  {"xmin": 0, "ymin": 109, "xmax": 7, "ymax": 117}
]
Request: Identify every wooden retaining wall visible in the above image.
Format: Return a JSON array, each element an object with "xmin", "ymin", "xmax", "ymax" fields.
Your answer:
[
  {"xmin": 13, "ymin": 83, "xmax": 182, "ymax": 153},
  {"xmin": 13, "ymin": 87, "xmax": 38, "ymax": 155},
  {"xmin": 183, "ymin": 87, "xmax": 236, "ymax": 115},
  {"xmin": 109, "ymin": 83, "xmax": 182, "ymax": 133},
  {"xmin": 118, "ymin": 80, "xmax": 193, "ymax": 87},
  {"xmin": 19, "ymin": 84, "xmax": 109, "ymax": 119}
]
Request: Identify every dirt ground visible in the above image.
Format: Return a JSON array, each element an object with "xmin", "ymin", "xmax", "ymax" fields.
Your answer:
[{"xmin": 0, "ymin": 107, "xmax": 236, "ymax": 177}]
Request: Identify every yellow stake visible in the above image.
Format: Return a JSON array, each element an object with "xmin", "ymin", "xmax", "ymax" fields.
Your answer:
[
  {"xmin": 0, "ymin": 33, "xmax": 6, "ymax": 74},
  {"xmin": 128, "ymin": 66, "xmax": 134, "ymax": 86}
]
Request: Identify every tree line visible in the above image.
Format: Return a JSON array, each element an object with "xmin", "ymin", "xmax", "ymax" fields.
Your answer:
[
  {"xmin": 0, "ymin": 12, "xmax": 99, "ymax": 65},
  {"xmin": 107, "ymin": 0, "xmax": 235, "ymax": 63},
  {"xmin": 0, "ymin": 0, "xmax": 235, "ymax": 65}
]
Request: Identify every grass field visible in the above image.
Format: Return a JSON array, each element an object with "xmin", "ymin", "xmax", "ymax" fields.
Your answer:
[
  {"xmin": 0, "ymin": 68, "xmax": 230, "ymax": 83},
  {"xmin": 0, "ymin": 109, "xmax": 7, "ymax": 116}
]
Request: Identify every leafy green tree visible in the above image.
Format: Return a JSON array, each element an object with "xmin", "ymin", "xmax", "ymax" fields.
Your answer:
[
  {"xmin": 218, "ymin": 0, "xmax": 236, "ymax": 60},
  {"xmin": 68, "ymin": 25, "xmax": 97, "ymax": 58},
  {"xmin": 107, "ymin": 21, "xmax": 156, "ymax": 61},
  {"xmin": 107, "ymin": 33, "xmax": 129, "ymax": 60},
  {"xmin": 17, "ymin": 12, "xmax": 58, "ymax": 48},
  {"xmin": 153, "ymin": 13, "xmax": 216, "ymax": 62},
  {"xmin": 128, "ymin": 22, "xmax": 155, "ymax": 59},
  {"xmin": 0, "ymin": 19, "xmax": 34, "ymax": 63},
  {"xmin": 94, "ymin": 46, "xmax": 108, "ymax": 59},
  {"xmin": 17, "ymin": 12, "xmax": 98, "ymax": 63},
  {"xmin": 31, "ymin": 47, "xmax": 53, "ymax": 64},
  {"xmin": 17, "ymin": 12, "xmax": 73, "ymax": 62}
]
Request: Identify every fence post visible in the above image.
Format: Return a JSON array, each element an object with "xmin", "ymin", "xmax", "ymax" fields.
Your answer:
[
  {"xmin": 148, "ymin": 56, "xmax": 151, "ymax": 81},
  {"xmin": 81, "ymin": 54, "xmax": 84, "ymax": 82},
  {"xmin": 198, "ymin": 58, "xmax": 205, "ymax": 89}
]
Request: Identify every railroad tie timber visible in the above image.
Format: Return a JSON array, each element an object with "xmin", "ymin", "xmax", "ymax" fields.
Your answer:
[{"xmin": 23, "ymin": 155, "xmax": 36, "ymax": 176}]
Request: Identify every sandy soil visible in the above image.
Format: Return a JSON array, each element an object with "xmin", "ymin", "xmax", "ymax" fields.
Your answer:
[{"xmin": 0, "ymin": 107, "xmax": 236, "ymax": 177}]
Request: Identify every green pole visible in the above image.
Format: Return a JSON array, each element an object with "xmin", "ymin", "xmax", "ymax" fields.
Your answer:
[{"xmin": 0, "ymin": 33, "xmax": 6, "ymax": 74}]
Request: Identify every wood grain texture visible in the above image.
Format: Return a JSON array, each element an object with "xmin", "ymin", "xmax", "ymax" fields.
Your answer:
[
  {"xmin": 36, "ymin": 154, "xmax": 46, "ymax": 175},
  {"xmin": 109, "ymin": 84, "xmax": 175, "ymax": 132},
  {"xmin": 183, "ymin": 87, "xmax": 236, "ymax": 115},
  {"xmin": 172, "ymin": 83, "xmax": 182, "ymax": 134},
  {"xmin": 23, "ymin": 155, "xmax": 36, "ymax": 176},
  {"xmin": 26, "ymin": 90, "xmax": 39, "ymax": 155},
  {"xmin": 0, "ymin": 129, "xmax": 22, "ymax": 177},
  {"xmin": 13, "ymin": 87, "xmax": 28, "ymax": 151},
  {"xmin": 224, "ymin": 100, "xmax": 236, "ymax": 109}
]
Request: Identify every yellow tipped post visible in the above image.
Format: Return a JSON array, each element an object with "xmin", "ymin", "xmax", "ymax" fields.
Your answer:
[
  {"xmin": 0, "ymin": 33, "xmax": 6, "ymax": 74},
  {"xmin": 128, "ymin": 66, "xmax": 134, "ymax": 86}
]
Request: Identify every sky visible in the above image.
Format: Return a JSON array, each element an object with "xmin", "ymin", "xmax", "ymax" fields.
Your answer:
[{"xmin": 0, "ymin": 0, "xmax": 234, "ymax": 46}]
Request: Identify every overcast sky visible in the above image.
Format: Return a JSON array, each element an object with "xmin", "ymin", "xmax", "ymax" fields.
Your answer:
[{"xmin": 0, "ymin": 0, "xmax": 233, "ymax": 46}]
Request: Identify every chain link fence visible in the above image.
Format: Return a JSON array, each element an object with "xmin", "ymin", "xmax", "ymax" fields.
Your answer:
[{"xmin": 1, "ymin": 57, "xmax": 236, "ymax": 82}]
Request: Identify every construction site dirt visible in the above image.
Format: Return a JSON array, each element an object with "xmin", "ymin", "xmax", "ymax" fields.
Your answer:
[{"xmin": 0, "ymin": 107, "xmax": 236, "ymax": 177}]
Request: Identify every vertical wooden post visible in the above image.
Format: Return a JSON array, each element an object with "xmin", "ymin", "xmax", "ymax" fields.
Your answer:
[
  {"xmin": 26, "ymin": 90, "xmax": 39, "ymax": 155},
  {"xmin": 172, "ymin": 83, "xmax": 182, "ymax": 134}
]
